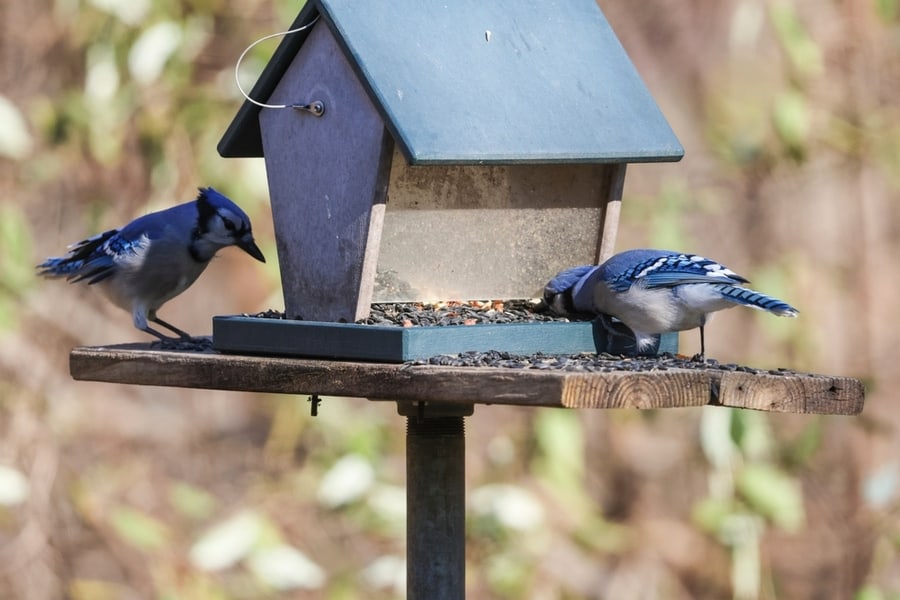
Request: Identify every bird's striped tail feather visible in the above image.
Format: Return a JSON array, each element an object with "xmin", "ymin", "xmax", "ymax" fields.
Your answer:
[
  {"xmin": 716, "ymin": 284, "xmax": 798, "ymax": 317},
  {"xmin": 36, "ymin": 257, "xmax": 84, "ymax": 279}
]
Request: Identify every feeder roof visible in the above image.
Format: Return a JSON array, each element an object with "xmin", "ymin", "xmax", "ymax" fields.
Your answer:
[{"xmin": 218, "ymin": 0, "xmax": 684, "ymax": 165}]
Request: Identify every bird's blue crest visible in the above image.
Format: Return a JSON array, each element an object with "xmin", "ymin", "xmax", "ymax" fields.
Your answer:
[
  {"xmin": 544, "ymin": 265, "xmax": 598, "ymax": 295},
  {"xmin": 543, "ymin": 264, "xmax": 602, "ymax": 314},
  {"xmin": 197, "ymin": 187, "xmax": 250, "ymax": 221}
]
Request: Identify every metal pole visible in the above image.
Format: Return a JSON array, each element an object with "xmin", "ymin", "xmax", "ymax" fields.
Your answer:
[{"xmin": 403, "ymin": 403, "xmax": 471, "ymax": 600}]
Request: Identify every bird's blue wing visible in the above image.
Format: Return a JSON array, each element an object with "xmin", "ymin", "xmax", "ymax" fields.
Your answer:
[
  {"xmin": 611, "ymin": 252, "xmax": 749, "ymax": 291},
  {"xmin": 77, "ymin": 232, "xmax": 152, "ymax": 284},
  {"xmin": 37, "ymin": 229, "xmax": 117, "ymax": 280},
  {"xmin": 37, "ymin": 226, "xmax": 150, "ymax": 285}
]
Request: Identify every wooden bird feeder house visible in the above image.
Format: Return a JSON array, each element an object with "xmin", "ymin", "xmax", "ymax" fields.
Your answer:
[
  {"xmin": 212, "ymin": 0, "xmax": 685, "ymax": 360},
  {"xmin": 68, "ymin": 1, "xmax": 866, "ymax": 598}
]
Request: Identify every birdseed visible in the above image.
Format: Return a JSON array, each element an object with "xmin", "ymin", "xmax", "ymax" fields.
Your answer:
[
  {"xmin": 244, "ymin": 300, "xmax": 588, "ymax": 326},
  {"xmin": 403, "ymin": 350, "xmax": 806, "ymax": 376},
  {"xmin": 150, "ymin": 336, "xmax": 214, "ymax": 351}
]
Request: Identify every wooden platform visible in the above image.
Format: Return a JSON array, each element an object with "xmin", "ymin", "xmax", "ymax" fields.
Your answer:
[{"xmin": 69, "ymin": 344, "xmax": 865, "ymax": 415}]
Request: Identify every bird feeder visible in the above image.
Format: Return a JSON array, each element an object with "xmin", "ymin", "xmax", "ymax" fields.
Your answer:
[
  {"xmin": 212, "ymin": 0, "xmax": 685, "ymax": 360},
  {"xmin": 68, "ymin": 2, "xmax": 866, "ymax": 598}
]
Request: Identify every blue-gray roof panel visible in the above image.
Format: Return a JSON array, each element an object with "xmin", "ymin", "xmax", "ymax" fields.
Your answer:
[
  {"xmin": 318, "ymin": 0, "xmax": 682, "ymax": 164},
  {"xmin": 218, "ymin": 0, "xmax": 683, "ymax": 164}
]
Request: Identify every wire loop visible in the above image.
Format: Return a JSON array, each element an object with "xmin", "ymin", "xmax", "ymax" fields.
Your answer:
[{"xmin": 234, "ymin": 16, "xmax": 320, "ymax": 109}]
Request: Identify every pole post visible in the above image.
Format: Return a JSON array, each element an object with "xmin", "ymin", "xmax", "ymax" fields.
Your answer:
[{"xmin": 399, "ymin": 402, "xmax": 473, "ymax": 600}]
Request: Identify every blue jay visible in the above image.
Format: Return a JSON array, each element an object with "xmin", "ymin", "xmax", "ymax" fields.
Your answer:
[
  {"xmin": 544, "ymin": 249, "xmax": 798, "ymax": 357},
  {"xmin": 37, "ymin": 187, "xmax": 265, "ymax": 341}
]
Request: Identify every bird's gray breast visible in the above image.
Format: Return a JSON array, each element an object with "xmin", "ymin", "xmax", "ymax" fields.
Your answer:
[{"xmin": 105, "ymin": 235, "xmax": 210, "ymax": 311}]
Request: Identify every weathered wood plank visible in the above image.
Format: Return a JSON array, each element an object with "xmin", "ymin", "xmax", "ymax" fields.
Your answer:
[
  {"xmin": 714, "ymin": 371, "xmax": 864, "ymax": 415},
  {"xmin": 560, "ymin": 369, "xmax": 711, "ymax": 409},
  {"xmin": 597, "ymin": 163, "xmax": 626, "ymax": 263},
  {"xmin": 68, "ymin": 345, "xmax": 865, "ymax": 415}
]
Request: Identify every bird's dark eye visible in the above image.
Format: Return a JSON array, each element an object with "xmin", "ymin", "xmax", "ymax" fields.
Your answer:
[{"xmin": 223, "ymin": 218, "xmax": 236, "ymax": 232}]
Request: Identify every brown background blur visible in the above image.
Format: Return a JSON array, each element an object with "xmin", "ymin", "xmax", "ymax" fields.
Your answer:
[{"xmin": 1, "ymin": 0, "xmax": 898, "ymax": 598}]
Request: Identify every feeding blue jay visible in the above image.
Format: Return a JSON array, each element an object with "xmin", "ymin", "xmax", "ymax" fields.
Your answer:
[
  {"xmin": 544, "ymin": 249, "xmax": 798, "ymax": 357},
  {"xmin": 37, "ymin": 187, "xmax": 265, "ymax": 341}
]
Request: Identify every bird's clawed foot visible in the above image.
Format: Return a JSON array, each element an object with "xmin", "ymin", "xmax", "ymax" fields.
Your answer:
[
  {"xmin": 144, "ymin": 318, "xmax": 211, "ymax": 350},
  {"xmin": 147, "ymin": 332, "xmax": 213, "ymax": 351}
]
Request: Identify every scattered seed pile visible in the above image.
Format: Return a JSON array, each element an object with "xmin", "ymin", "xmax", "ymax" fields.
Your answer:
[
  {"xmin": 245, "ymin": 300, "xmax": 588, "ymax": 327},
  {"xmin": 406, "ymin": 350, "xmax": 807, "ymax": 376},
  {"xmin": 245, "ymin": 309, "xmax": 288, "ymax": 320},
  {"xmin": 150, "ymin": 336, "xmax": 214, "ymax": 351},
  {"xmin": 358, "ymin": 300, "xmax": 583, "ymax": 326}
]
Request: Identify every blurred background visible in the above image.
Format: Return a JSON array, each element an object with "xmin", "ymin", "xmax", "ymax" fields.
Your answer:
[{"xmin": 1, "ymin": 0, "xmax": 898, "ymax": 598}]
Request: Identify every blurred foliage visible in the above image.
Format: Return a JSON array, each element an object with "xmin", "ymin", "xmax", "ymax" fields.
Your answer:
[
  {"xmin": 1, "ymin": 0, "xmax": 899, "ymax": 598},
  {"xmin": 768, "ymin": 0, "xmax": 824, "ymax": 81},
  {"xmin": 0, "ymin": 203, "xmax": 34, "ymax": 331}
]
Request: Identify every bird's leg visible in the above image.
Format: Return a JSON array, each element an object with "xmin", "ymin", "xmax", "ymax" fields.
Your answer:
[
  {"xmin": 691, "ymin": 326, "xmax": 706, "ymax": 362},
  {"xmin": 134, "ymin": 309, "xmax": 184, "ymax": 342},
  {"xmin": 137, "ymin": 310, "xmax": 209, "ymax": 349},
  {"xmin": 141, "ymin": 325, "xmax": 180, "ymax": 342},
  {"xmin": 150, "ymin": 315, "xmax": 192, "ymax": 340}
]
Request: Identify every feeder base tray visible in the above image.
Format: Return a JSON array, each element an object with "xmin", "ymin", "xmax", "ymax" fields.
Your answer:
[{"xmin": 212, "ymin": 316, "xmax": 679, "ymax": 363}]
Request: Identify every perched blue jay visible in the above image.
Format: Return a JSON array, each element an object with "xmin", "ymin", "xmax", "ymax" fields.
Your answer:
[
  {"xmin": 544, "ymin": 249, "xmax": 799, "ymax": 357},
  {"xmin": 37, "ymin": 187, "xmax": 265, "ymax": 341}
]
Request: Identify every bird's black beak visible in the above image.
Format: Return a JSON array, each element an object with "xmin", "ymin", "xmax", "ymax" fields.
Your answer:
[{"xmin": 238, "ymin": 237, "xmax": 266, "ymax": 262}]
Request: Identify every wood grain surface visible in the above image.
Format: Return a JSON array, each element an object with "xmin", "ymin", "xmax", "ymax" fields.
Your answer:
[{"xmin": 69, "ymin": 345, "xmax": 865, "ymax": 415}]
